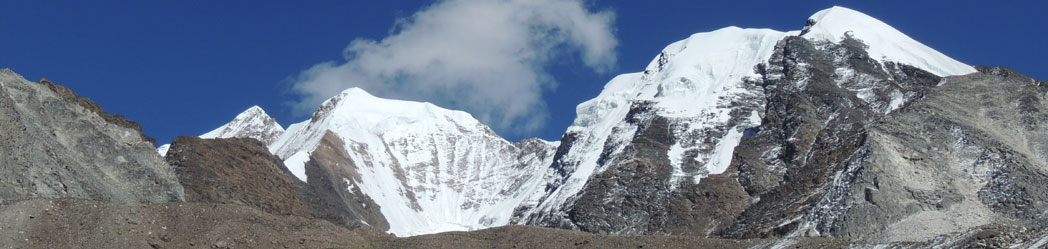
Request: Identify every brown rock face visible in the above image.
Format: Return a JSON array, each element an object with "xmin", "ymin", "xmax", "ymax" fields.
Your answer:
[
  {"xmin": 165, "ymin": 136, "xmax": 310, "ymax": 217},
  {"xmin": 0, "ymin": 198, "xmax": 394, "ymax": 249},
  {"xmin": 294, "ymin": 131, "xmax": 390, "ymax": 231}
]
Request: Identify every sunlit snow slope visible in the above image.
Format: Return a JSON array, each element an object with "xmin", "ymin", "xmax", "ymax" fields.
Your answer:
[
  {"xmin": 268, "ymin": 88, "xmax": 557, "ymax": 236},
  {"xmin": 521, "ymin": 27, "xmax": 786, "ymax": 220}
]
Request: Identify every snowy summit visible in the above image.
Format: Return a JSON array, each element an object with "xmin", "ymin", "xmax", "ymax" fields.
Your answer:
[
  {"xmin": 200, "ymin": 105, "xmax": 285, "ymax": 145},
  {"xmin": 518, "ymin": 5, "xmax": 977, "ymax": 227},
  {"xmin": 268, "ymin": 87, "xmax": 558, "ymax": 236}
]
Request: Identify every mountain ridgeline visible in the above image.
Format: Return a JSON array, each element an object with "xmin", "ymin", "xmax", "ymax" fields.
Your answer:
[{"xmin": 2, "ymin": 5, "xmax": 1047, "ymax": 248}]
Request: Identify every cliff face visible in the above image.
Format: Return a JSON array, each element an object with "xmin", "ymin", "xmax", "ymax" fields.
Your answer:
[
  {"xmin": 0, "ymin": 69, "xmax": 183, "ymax": 203},
  {"xmin": 723, "ymin": 37, "xmax": 1048, "ymax": 242},
  {"xmin": 792, "ymin": 66, "xmax": 1048, "ymax": 242},
  {"xmin": 720, "ymin": 34, "xmax": 943, "ymax": 239}
]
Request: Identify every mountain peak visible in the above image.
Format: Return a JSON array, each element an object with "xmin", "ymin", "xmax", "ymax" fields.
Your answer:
[
  {"xmin": 801, "ymin": 6, "xmax": 976, "ymax": 76},
  {"xmin": 244, "ymin": 105, "xmax": 265, "ymax": 113},
  {"xmin": 200, "ymin": 106, "xmax": 285, "ymax": 145},
  {"xmin": 308, "ymin": 87, "xmax": 480, "ymax": 132},
  {"xmin": 340, "ymin": 87, "xmax": 372, "ymax": 97},
  {"xmin": 268, "ymin": 86, "xmax": 558, "ymax": 236}
]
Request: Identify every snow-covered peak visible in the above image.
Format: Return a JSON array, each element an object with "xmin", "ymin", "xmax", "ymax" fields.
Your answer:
[
  {"xmin": 801, "ymin": 6, "xmax": 976, "ymax": 76},
  {"xmin": 526, "ymin": 7, "xmax": 982, "ymax": 224},
  {"xmin": 268, "ymin": 86, "xmax": 557, "ymax": 236},
  {"xmin": 271, "ymin": 87, "xmax": 492, "ymax": 160},
  {"xmin": 307, "ymin": 87, "xmax": 483, "ymax": 135},
  {"xmin": 157, "ymin": 106, "xmax": 284, "ymax": 156},
  {"xmin": 269, "ymin": 87, "xmax": 499, "ymax": 180},
  {"xmin": 200, "ymin": 105, "xmax": 285, "ymax": 146}
]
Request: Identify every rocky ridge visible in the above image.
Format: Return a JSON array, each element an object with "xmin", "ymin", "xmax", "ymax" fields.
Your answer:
[
  {"xmin": 164, "ymin": 136, "xmax": 310, "ymax": 217},
  {"xmin": 0, "ymin": 69, "xmax": 183, "ymax": 203}
]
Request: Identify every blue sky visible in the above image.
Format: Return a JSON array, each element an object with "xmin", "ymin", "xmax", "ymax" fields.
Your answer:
[{"xmin": 2, "ymin": 1, "xmax": 1045, "ymax": 144}]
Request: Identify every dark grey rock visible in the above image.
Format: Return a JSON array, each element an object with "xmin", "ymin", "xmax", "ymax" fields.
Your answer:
[
  {"xmin": 0, "ymin": 69, "xmax": 183, "ymax": 203},
  {"xmin": 813, "ymin": 66, "xmax": 1048, "ymax": 241},
  {"xmin": 721, "ymin": 35, "xmax": 941, "ymax": 240}
]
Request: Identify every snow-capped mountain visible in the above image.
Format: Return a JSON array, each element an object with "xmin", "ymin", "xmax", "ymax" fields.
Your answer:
[
  {"xmin": 157, "ymin": 106, "xmax": 284, "ymax": 156},
  {"xmin": 517, "ymin": 6, "xmax": 983, "ymax": 237},
  {"xmin": 268, "ymin": 88, "xmax": 557, "ymax": 236},
  {"xmin": 200, "ymin": 105, "xmax": 285, "ymax": 145}
]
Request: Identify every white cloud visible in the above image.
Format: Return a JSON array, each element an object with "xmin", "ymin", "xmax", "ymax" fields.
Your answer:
[{"xmin": 290, "ymin": 0, "xmax": 617, "ymax": 135}]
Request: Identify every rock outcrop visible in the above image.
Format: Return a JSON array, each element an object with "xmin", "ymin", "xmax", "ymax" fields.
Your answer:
[
  {"xmin": 777, "ymin": 66, "xmax": 1048, "ymax": 242},
  {"xmin": 164, "ymin": 136, "xmax": 310, "ymax": 217},
  {"xmin": 0, "ymin": 69, "xmax": 183, "ymax": 203}
]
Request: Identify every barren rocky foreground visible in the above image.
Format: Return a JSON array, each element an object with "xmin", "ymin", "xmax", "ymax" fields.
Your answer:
[
  {"xmin": 0, "ymin": 198, "xmax": 768, "ymax": 249},
  {"xmin": 3, "ymin": 198, "xmax": 1045, "ymax": 248}
]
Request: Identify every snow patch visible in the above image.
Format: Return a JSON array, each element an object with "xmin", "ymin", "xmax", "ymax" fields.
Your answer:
[
  {"xmin": 887, "ymin": 89, "xmax": 906, "ymax": 111},
  {"xmin": 156, "ymin": 144, "xmax": 170, "ymax": 157},
  {"xmin": 283, "ymin": 151, "xmax": 310, "ymax": 182},
  {"xmin": 344, "ymin": 178, "xmax": 355, "ymax": 192}
]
